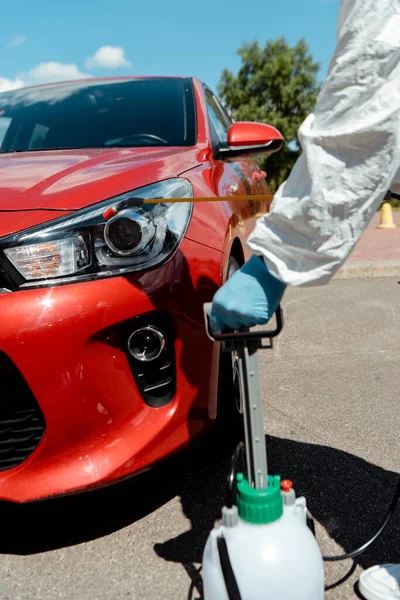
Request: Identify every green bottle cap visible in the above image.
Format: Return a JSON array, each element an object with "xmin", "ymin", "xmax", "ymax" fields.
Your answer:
[{"xmin": 236, "ymin": 473, "xmax": 283, "ymax": 524}]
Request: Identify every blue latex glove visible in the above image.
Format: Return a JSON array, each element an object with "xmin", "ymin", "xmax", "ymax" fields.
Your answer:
[{"xmin": 210, "ymin": 255, "xmax": 287, "ymax": 332}]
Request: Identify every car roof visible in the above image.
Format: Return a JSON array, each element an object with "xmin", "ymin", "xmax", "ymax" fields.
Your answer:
[{"xmin": 5, "ymin": 76, "xmax": 197, "ymax": 94}]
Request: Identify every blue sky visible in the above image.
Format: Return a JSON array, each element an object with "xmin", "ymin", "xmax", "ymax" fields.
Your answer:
[{"xmin": 1, "ymin": 0, "xmax": 340, "ymax": 94}]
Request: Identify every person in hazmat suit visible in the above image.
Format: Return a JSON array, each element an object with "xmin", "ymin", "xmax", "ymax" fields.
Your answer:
[{"xmin": 210, "ymin": 1, "xmax": 400, "ymax": 598}]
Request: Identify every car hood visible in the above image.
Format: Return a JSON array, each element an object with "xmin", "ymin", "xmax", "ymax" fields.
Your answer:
[{"xmin": 0, "ymin": 147, "xmax": 199, "ymax": 236}]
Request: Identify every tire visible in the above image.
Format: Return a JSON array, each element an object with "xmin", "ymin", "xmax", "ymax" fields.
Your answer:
[{"xmin": 213, "ymin": 256, "xmax": 244, "ymax": 453}]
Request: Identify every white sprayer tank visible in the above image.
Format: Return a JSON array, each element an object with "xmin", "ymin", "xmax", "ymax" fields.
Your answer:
[{"xmin": 202, "ymin": 474, "xmax": 324, "ymax": 600}]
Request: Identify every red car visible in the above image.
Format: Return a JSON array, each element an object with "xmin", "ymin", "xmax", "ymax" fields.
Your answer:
[{"xmin": 0, "ymin": 76, "xmax": 282, "ymax": 502}]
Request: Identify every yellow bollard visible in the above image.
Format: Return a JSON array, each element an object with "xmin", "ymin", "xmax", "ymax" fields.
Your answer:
[{"xmin": 377, "ymin": 201, "xmax": 396, "ymax": 229}]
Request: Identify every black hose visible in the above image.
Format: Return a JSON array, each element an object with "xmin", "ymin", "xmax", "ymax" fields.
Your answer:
[
  {"xmin": 225, "ymin": 442, "xmax": 245, "ymax": 509},
  {"xmin": 323, "ymin": 478, "xmax": 400, "ymax": 561}
]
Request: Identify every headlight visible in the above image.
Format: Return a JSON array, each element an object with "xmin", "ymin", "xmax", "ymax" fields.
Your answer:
[
  {"xmin": 1, "ymin": 178, "xmax": 192, "ymax": 288},
  {"xmin": 103, "ymin": 211, "xmax": 156, "ymax": 257}
]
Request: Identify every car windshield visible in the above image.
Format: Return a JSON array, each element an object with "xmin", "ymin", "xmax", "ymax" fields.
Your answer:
[{"xmin": 0, "ymin": 78, "xmax": 196, "ymax": 153}]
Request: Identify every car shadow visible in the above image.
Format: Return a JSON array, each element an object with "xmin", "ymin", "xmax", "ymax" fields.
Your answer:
[
  {"xmin": 153, "ymin": 435, "xmax": 400, "ymax": 599},
  {"xmin": 0, "ymin": 428, "xmax": 398, "ymax": 600}
]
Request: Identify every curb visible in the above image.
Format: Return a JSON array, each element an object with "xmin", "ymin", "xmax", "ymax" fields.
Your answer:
[{"xmin": 335, "ymin": 260, "xmax": 400, "ymax": 280}]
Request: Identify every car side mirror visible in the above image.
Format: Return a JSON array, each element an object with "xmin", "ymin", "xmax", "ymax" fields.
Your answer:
[{"xmin": 218, "ymin": 122, "xmax": 284, "ymax": 159}]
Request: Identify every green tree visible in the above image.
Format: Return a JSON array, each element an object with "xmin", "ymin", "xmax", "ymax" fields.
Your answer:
[{"xmin": 218, "ymin": 38, "xmax": 321, "ymax": 192}]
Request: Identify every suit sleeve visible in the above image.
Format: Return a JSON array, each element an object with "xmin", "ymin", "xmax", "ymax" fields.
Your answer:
[{"xmin": 247, "ymin": 0, "xmax": 400, "ymax": 286}]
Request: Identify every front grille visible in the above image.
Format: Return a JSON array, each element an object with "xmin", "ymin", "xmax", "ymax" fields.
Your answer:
[{"xmin": 0, "ymin": 352, "xmax": 45, "ymax": 471}]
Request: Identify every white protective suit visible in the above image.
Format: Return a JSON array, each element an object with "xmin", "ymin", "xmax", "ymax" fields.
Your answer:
[{"xmin": 247, "ymin": 0, "xmax": 400, "ymax": 286}]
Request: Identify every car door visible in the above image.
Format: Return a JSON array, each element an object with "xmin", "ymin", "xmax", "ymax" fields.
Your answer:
[{"xmin": 203, "ymin": 88, "xmax": 269, "ymax": 236}]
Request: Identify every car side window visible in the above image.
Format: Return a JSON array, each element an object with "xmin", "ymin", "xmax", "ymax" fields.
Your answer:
[
  {"xmin": 0, "ymin": 117, "xmax": 12, "ymax": 148},
  {"xmin": 29, "ymin": 123, "xmax": 50, "ymax": 150},
  {"xmin": 204, "ymin": 89, "xmax": 231, "ymax": 146}
]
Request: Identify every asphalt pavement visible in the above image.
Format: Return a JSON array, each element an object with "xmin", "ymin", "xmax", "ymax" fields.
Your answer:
[{"xmin": 0, "ymin": 276, "xmax": 399, "ymax": 599}]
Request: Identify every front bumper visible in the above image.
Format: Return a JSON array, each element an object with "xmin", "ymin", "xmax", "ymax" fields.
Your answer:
[{"xmin": 0, "ymin": 238, "xmax": 222, "ymax": 503}]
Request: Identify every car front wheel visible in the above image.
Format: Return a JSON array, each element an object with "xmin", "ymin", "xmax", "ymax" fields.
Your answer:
[{"xmin": 214, "ymin": 256, "xmax": 244, "ymax": 450}]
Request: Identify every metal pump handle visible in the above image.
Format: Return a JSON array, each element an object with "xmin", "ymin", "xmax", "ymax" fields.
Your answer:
[
  {"xmin": 203, "ymin": 302, "xmax": 284, "ymax": 489},
  {"xmin": 203, "ymin": 303, "xmax": 284, "ymax": 344}
]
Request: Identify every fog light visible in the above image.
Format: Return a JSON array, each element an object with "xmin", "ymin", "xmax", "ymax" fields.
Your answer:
[
  {"xmin": 127, "ymin": 326, "xmax": 166, "ymax": 362},
  {"xmin": 104, "ymin": 210, "xmax": 155, "ymax": 256}
]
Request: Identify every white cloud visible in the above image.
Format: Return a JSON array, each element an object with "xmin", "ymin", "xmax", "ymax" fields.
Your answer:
[
  {"xmin": 0, "ymin": 77, "xmax": 24, "ymax": 93},
  {"xmin": 7, "ymin": 35, "xmax": 27, "ymax": 48},
  {"xmin": 0, "ymin": 62, "xmax": 92, "ymax": 94},
  {"xmin": 23, "ymin": 62, "xmax": 92, "ymax": 84},
  {"xmin": 85, "ymin": 46, "xmax": 131, "ymax": 69}
]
